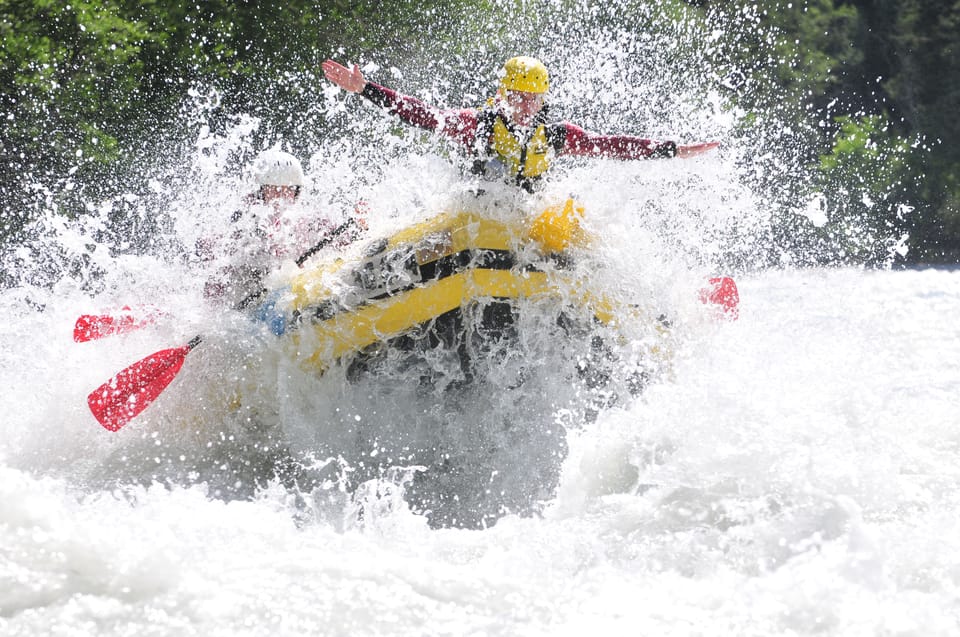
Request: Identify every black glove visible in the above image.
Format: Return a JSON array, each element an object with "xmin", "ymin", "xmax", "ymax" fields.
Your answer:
[{"xmin": 650, "ymin": 141, "xmax": 677, "ymax": 159}]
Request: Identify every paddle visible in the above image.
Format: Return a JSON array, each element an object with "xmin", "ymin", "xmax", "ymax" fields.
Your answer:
[
  {"xmin": 87, "ymin": 219, "xmax": 361, "ymax": 431},
  {"xmin": 295, "ymin": 217, "xmax": 359, "ymax": 267},
  {"xmin": 699, "ymin": 276, "xmax": 740, "ymax": 319},
  {"xmin": 74, "ymin": 306, "xmax": 165, "ymax": 342},
  {"xmin": 88, "ymin": 337, "xmax": 201, "ymax": 431},
  {"xmin": 74, "ymin": 220, "xmax": 361, "ymax": 344}
]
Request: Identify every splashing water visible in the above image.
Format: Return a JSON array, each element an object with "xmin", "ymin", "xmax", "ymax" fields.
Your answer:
[{"xmin": 4, "ymin": 3, "xmax": 948, "ymax": 634}]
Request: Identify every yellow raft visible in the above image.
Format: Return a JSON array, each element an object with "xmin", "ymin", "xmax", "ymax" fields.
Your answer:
[
  {"xmin": 232, "ymin": 197, "xmax": 676, "ymax": 529},
  {"xmin": 255, "ymin": 198, "xmax": 669, "ymax": 385}
]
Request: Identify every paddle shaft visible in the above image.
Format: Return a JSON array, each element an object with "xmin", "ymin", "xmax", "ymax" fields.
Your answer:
[{"xmin": 296, "ymin": 217, "xmax": 358, "ymax": 267}]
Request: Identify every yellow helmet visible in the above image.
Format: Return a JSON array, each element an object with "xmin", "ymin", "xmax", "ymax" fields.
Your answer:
[{"xmin": 498, "ymin": 56, "xmax": 549, "ymax": 94}]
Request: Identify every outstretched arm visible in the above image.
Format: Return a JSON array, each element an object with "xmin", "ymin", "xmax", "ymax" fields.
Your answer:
[
  {"xmin": 560, "ymin": 123, "xmax": 675, "ymax": 159},
  {"xmin": 322, "ymin": 59, "xmax": 479, "ymax": 147},
  {"xmin": 321, "ymin": 60, "xmax": 366, "ymax": 93},
  {"xmin": 560, "ymin": 123, "xmax": 718, "ymax": 160}
]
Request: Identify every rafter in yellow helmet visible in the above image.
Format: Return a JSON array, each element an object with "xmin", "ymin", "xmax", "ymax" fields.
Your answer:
[{"xmin": 498, "ymin": 56, "xmax": 549, "ymax": 94}]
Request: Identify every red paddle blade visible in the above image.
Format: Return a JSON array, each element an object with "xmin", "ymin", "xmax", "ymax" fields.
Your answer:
[
  {"xmin": 74, "ymin": 306, "xmax": 162, "ymax": 342},
  {"xmin": 87, "ymin": 341, "xmax": 197, "ymax": 431},
  {"xmin": 699, "ymin": 276, "xmax": 740, "ymax": 320}
]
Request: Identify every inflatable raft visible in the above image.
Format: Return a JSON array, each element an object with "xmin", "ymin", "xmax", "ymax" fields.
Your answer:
[
  {"xmin": 86, "ymin": 193, "xmax": 677, "ymax": 528},
  {"xmin": 254, "ymin": 196, "xmax": 671, "ymax": 390},
  {"xmin": 238, "ymin": 195, "xmax": 675, "ymax": 527}
]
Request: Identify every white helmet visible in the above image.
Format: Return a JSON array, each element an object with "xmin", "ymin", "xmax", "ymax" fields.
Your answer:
[{"xmin": 252, "ymin": 148, "xmax": 305, "ymax": 187}]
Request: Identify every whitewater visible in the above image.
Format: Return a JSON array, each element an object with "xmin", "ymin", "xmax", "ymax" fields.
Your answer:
[
  {"xmin": 4, "ymin": 12, "xmax": 960, "ymax": 633},
  {"xmin": 4, "ymin": 222, "xmax": 960, "ymax": 634}
]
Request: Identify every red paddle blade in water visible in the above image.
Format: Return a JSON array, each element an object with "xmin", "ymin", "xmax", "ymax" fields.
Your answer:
[
  {"xmin": 73, "ymin": 306, "xmax": 162, "ymax": 342},
  {"xmin": 87, "ymin": 338, "xmax": 199, "ymax": 431},
  {"xmin": 699, "ymin": 276, "xmax": 740, "ymax": 319}
]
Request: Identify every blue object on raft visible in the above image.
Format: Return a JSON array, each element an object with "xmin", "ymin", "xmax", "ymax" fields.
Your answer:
[{"xmin": 252, "ymin": 290, "xmax": 288, "ymax": 336}]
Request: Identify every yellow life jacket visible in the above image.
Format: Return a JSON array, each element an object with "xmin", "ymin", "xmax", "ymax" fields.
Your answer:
[
  {"xmin": 489, "ymin": 116, "xmax": 552, "ymax": 180},
  {"xmin": 473, "ymin": 106, "xmax": 558, "ymax": 191}
]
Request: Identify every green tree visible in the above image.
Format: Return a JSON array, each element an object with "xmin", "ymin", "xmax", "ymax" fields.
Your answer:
[
  {"xmin": 815, "ymin": 114, "xmax": 917, "ymax": 263},
  {"xmin": 883, "ymin": 0, "xmax": 960, "ymax": 260},
  {"xmin": 0, "ymin": 1, "xmax": 154, "ymax": 232},
  {"xmin": 0, "ymin": 0, "xmax": 484, "ymax": 253}
]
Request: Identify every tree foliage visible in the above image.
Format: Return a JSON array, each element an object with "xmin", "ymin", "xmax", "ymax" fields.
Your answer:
[
  {"xmin": 2, "ymin": 0, "xmax": 959, "ymax": 263},
  {"xmin": 697, "ymin": 0, "xmax": 958, "ymax": 263}
]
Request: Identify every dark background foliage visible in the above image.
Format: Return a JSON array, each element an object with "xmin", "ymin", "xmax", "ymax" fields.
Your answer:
[{"xmin": 2, "ymin": 0, "xmax": 958, "ymax": 268}]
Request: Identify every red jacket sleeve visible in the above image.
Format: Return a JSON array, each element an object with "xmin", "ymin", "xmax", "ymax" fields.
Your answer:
[
  {"xmin": 361, "ymin": 81, "xmax": 479, "ymax": 148},
  {"xmin": 560, "ymin": 122, "xmax": 677, "ymax": 159}
]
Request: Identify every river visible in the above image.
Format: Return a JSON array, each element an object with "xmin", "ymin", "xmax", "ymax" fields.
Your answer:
[
  {"xmin": 3, "ymin": 261, "xmax": 959, "ymax": 635},
  {"xmin": 2, "ymin": 17, "xmax": 956, "ymax": 627}
]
